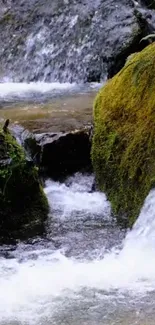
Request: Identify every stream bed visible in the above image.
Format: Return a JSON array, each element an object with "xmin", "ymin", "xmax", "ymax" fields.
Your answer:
[
  {"xmin": 0, "ymin": 82, "xmax": 99, "ymax": 132},
  {"xmin": 0, "ymin": 83, "xmax": 155, "ymax": 325},
  {"xmin": 0, "ymin": 173, "xmax": 155, "ymax": 325}
]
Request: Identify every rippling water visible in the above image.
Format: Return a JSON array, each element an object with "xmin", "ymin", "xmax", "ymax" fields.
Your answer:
[
  {"xmin": 0, "ymin": 81, "xmax": 99, "ymax": 132},
  {"xmin": 0, "ymin": 173, "xmax": 155, "ymax": 325},
  {"xmin": 0, "ymin": 83, "xmax": 155, "ymax": 325}
]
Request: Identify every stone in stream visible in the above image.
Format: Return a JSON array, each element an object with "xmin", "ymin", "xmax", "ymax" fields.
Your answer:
[
  {"xmin": 10, "ymin": 125, "xmax": 92, "ymax": 180},
  {"xmin": 92, "ymin": 43, "xmax": 155, "ymax": 226},
  {"xmin": 0, "ymin": 127, "xmax": 49, "ymax": 243},
  {"xmin": 35, "ymin": 128, "xmax": 92, "ymax": 179}
]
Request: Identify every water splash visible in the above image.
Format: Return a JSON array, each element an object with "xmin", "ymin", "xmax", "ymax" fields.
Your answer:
[
  {"xmin": 0, "ymin": 175, "xmax": 155, "ymax": 324},
  {"xmin": 45, "ymin": 173, "xmax": 111, "ymax": 220},
  {"xmin": 0, "ymin": 82, "xmax": 101, "ymax": 102}
]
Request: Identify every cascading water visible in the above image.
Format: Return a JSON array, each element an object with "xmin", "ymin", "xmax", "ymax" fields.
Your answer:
[
  {"xmin": 0, "ymin": 1, "xmax": 155, "ymax": 324},
  {"xmin": 0, "ymin": 173, "xmax": 155, "ymax": 325},
  {"xmin": 0, "ymin": 0, "xmax": 154, "ymax": 83}
]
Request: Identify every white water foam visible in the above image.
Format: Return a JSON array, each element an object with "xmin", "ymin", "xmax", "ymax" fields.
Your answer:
[
  {"xmin": 45, "ymin": 173, "xmax": 111, "ymax": 219},
  {"xmin": 0, "ymin": 176, "xmax": 155, "ymax": 323},
  {"xmin": 0, "ymin": 82, "xmax": 76, "ymax": 99},
  {"xmin": 0, "ymin": 82, "xmax": 102, "ymax": 101}
]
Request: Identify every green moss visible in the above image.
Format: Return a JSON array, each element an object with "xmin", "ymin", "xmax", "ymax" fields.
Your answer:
[
  {"xmin": 91, "ymin": 43, "xmax": 155, "ymax": 225},
  {"xmin": 0, "ymin": 129, "xmax": 49, "ymax": 241}
]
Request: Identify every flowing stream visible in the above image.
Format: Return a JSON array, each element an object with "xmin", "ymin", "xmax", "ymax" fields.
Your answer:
[
  {"xmin": 0, "ymin": 83, "xmax": 155, "ymax": 324},
  {"xmin": 0, "ymin": 0, "xmax": 155, "ymax": 322},
  {"xmin": 0, "ymin": 170, "xmax": 155, "ymax": 325},
  {"xmin": 0, "ymin": 82, "xmax": 99, "ymax": 133}
]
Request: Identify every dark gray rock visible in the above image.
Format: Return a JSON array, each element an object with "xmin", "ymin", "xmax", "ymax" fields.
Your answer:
[
  {"xmin": 9, "ymin": 124, "xmax": 41, "ymax": 164},
  {"xmin": 108, "ymin": 6, "xmax": 155, "ymax": 77},
  {"xmin": 0, "ymin": 0, "xmax": 155, "ymax": 82},
  {"xmin": 16, "ymin": 126, "xmax": 92, "ymax": 179},
  {"xmin": 36, "ymin": 129, "xmax": 92, "ymax": 179},
  {"xmin": 140, "ymin": 0, "xmax": 155, "ymax": 9}
]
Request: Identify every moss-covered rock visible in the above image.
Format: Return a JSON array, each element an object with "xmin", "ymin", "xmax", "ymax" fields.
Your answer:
[
  {"xmin": 0, "ymin": 128, "xmax": 49, "ymax": 242},
  {"xmin": 92, "ymin": 43, "xmax": 155, "ymax": 225}
]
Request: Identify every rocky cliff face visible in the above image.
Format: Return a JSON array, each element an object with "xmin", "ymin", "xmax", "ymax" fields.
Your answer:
[{"xmin": 0, "ymin": 0, "xmax": 154, "ymax": 83}]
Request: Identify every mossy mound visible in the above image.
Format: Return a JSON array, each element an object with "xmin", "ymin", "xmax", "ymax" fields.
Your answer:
[
  {"xmin": 0, "ymin": 129, "xmax": 49, "ymax": 241},
  {"xmin": 92, "ymin": 43, "xmax": 155, "ymax": 225}
]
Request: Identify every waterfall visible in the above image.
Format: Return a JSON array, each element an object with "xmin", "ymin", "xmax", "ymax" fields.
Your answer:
[
  {"xmin": 0, "ymin": 0, "xmax": 153, "ymax": 83},
  {"xmin": 0, "ymin": 173, "xmax": 155, "ymax": 324}
]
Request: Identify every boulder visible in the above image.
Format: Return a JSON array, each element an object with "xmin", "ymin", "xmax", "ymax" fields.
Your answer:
[
  {"xmin": 0, "ymin": 0, "xmax": 155, "ymax": 82},
  {"xmin": 0, "ymin": 127, "xmax": 49, "ymax": 242},
  {"xmin": 107, "ymin": 7, "xmax": 154, "ymax": 78},
  {"xmin": 17, "ymin": 127, "xmax": 92, "ymax": 179},
  {"xmin": 37, "ymin": 129, "xmax": 92, "ymax": 179},
  {"xmin": 91, "ymin": 43, "xmax": 155, "ymax": 225}
]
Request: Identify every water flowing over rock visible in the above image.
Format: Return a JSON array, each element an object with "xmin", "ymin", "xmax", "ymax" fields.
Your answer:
[{"xmin": 0, "ymin": 0, "xmax": 155, "ymax": 82}]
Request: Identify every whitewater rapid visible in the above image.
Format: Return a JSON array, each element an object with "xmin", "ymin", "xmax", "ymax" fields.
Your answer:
[
  {"xmin": 0, "ymin": 173, "xmax": 155, "ymax": 324},
  {"xmin": 0, "ymin": 82, "xmax": 101, "ymax": 102}
]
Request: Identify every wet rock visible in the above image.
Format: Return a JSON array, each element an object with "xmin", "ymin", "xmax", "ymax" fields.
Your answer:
[
  {"xmin": 0, "ymin": 128, "xmax": 49, "ymax": 243},
  {"xmin": 18, "ymin": 127, "xmax": 92, "ymax": 179},
  {"xmin": 0, "ymin": 0, "xmax": 155, "ymax": 82},
  {"xmin": 9, "ymin": 124, "xmax": 41, "ymax": 164},
  {"xmin": 107, "ymin": 7, "xmax": 154, "ymax": 78},
  {"xmin": 36, "ymin": 128, "xmax": 92, "ymax": 179},
  {"xmin": 140, "ymin": 0, "xmax": 155, "ymax": 9}
]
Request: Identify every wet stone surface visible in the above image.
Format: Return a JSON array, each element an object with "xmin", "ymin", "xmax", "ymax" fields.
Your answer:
[{"xmin": 0, "ymin": 0, "xmax": 154, "ymax": 82}]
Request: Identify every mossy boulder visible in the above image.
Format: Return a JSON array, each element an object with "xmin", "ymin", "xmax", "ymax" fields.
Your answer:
[
  {"xmin": 92, "ymin": 43, "xmax": 155, "ymax": 225},
  {"xmin": 0, "ymin": 128, "xmax": 49, "ymax": 242}
]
